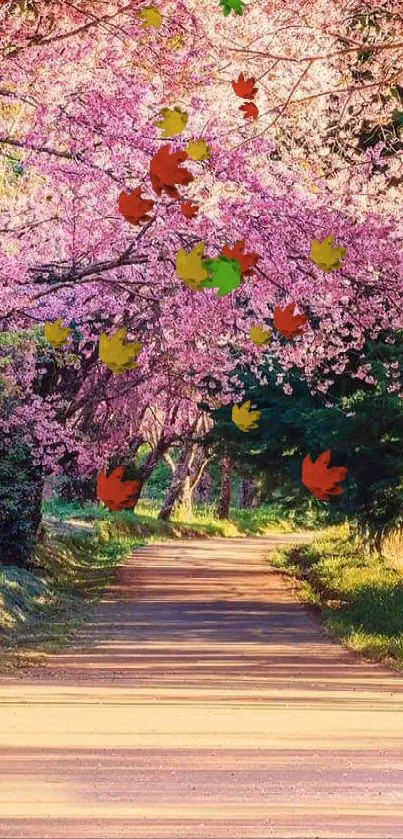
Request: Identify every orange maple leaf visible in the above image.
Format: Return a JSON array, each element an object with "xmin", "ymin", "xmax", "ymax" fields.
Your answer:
[
  {"xmin": 301, "ymin": 450, "xmax": 348, "ymax": 502},
  {"xmin": 149, "ymin": 144, "xmax": 193, "ymax": 199},
  {"xmin": 221, "ymin": 240, "xmax": 259, "ymax": 276},
  {"xmin": 231, "ymin": 73, "xmax": 258, "ymax": 100},
  {"xmin": 180, "ymin": 200, "xmax": 199, "ymax": 219},
  {"xmin": 118, "ymin": 187, "xmax": 154, "ymax": 225},
  {"xmin": 273, "ymin": 303, "xmax": 308, "ymax": 339},
  {"xmin": 97, "ymin": 466, "xmax": 141, "ymax": 512},
  {"xmin": 240, "ymin": 102, "xmax": 259, "ymax": 121}
]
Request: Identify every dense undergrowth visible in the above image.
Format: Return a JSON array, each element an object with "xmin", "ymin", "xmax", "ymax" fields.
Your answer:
[{"xmin": 270, "ymin": 525, "xmax": 403, "ymax": 670}]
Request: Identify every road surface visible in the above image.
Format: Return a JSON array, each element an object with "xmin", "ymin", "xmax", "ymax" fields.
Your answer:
[{"xmin": 1, "ymin": 534, "xmax": 403, "ymax": 838}]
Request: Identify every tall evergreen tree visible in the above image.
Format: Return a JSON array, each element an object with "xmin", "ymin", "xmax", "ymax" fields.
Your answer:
[{"xmin": 203, "ymin": 332, "xmax": 403, "ymax": 549}]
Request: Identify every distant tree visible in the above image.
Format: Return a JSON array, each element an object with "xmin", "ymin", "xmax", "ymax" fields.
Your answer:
[{"xmin": 205, "ymin": 331, "xmax": 403, "ymax": 548}]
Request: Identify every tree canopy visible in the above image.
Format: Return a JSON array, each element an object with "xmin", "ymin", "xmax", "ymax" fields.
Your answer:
[{"xmin": 1, "ymin": 0, "xmax": 403, "ymax": 548}]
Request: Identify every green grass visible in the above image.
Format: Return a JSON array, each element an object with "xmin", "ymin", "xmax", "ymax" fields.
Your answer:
[
  {"xmin": 0, "ymin": 522, "xmax": 133, "ymax": 671},
  {"xmin": 42, "ymin": 496, "xmax": 301, "ymax": 537},
  {"xmin": 270, "ymin": 524, "xmax": 403, "ymax": 669}
]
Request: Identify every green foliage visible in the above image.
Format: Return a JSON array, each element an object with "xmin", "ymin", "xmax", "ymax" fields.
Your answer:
[
  {"xmin": 270, "ymin": 526, "xmax": 403, "ymax": 669},
  {"xmin": 43, "ymin": 495, "xmax": 306, "ymax": 538},
  {"xmin": 0, "ymin": 566, "xmax": 60, "ymax": 630},
  {"xmin": 43, "ymin": 497, "xmax": 106, "ymax": 521},
  {"xmin": 219, "ymin": 0, "xmax": 244, "ymax": 15},
  {"xmin": 3, "ymin": 156, "xmax": 24, "ymax": 178},
  {"xmin": 0, "ymin": 521, "xmax": 131, "ymax": 669},
  {"xmin": 140, "ymin": 453, "xmax": 172, "ymax": 500},
  {"xmin": 0, "ymin": 441, "xmax": 42, "ymax": 567},
  {"xmin": 205, "ymin": 332, "xmax": 403, "ymax": 547}
]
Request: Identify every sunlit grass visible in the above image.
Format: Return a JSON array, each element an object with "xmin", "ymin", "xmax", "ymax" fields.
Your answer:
[
  {"xmin": 270, "ymin": 524, "xmax": 403, "ymax": 669},
  {"xmin": 43, "ymin": 496, "xmax": 298, "ymax": 537},
  {"xmin": 0, "ymin": 525, "xmax": 132, "ymax": 671}
]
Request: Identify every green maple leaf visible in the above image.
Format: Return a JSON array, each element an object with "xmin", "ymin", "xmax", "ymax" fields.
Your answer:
[
  {"xmin": 219, "ymin": 0, "xmax": 245, "ymax": 16},
  {"xmin": 200, "ymin": 256, "xmax": 242, "ymax": 297}
]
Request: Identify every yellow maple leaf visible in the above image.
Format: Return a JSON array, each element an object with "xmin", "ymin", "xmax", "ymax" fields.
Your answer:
[
  {"xmin": 137, "ymin": 6, "xmax": 162, "ymax": 29},
  {"xmin": 249, "ymin": 324, "xmax": 271, "ymax": 346},
  {"xmin": 44, "ymin": 318, "xmax": 71, "ymax": 349},
  {"xmin": 306, "ymin": 181, "xmax": 321, "ymax": 194},
  {"xmin": 310, "ymin": 235, "xmax": 346, "ymax": 272},
  {"xmin": 155, "ymin": 106, "xmax": 188, "ymax": 138},
  {"xmin": 184, "ymin": 139, "xmax": 211, "ymax": 161},
  {"xmin": 232, "ymin": 400, "xmax": 261, "ymax": 432},
  {"xmin": 165, "ymin": 34, "xmax": 184, "ymax": 50},
  {"xmin": 175, "ymin": 242, "xmax": 209, "ymax": 290},
  {"xmin": 99, "ymin": 328, "xmax": 142, "ymax": 374}
]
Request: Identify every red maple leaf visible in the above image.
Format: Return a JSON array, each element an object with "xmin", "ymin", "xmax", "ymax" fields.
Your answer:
[
  {"xmin": 273, "ymin": 303, "xmax": 308, "ymax": 339},
  {"xmin": 180, "ymin": 200, "xmax": 199, "ymax": 219},
  {"xmin": 97, "ymin": 466, "xmax": 141, "ymax": 512},
  {"xmin": 301, "ymin": 450, "xmax": 348, "ymax": 502},
  {"xmin": 231, "ymin": 73, "xmax": 258, "ymax": 100},
  {"xmin": 221, "ymin": 240, "xmax": 260, "ymax": 276},
  {"xmin": 239, "ymin": 102, "xmax": 259, "ymax": 121},
  {"xmin": 149, "ymin": 144, "xmax": 193, "ymax": 199},
  {"xmin": 118, "ymin": 186, "xmax": 154, "ymax": 225}
]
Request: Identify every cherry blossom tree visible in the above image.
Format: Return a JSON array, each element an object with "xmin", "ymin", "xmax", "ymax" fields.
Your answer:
[{"xmin": 0, "ymin": 0, "xmax": 403, "ymax": 534}]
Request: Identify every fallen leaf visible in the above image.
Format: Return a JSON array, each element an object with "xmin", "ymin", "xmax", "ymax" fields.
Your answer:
[
  {"xmin": 184, "ymin": 138, "xmax": 210, "ymax": 161},
  {"xmin": 240, "ymin": 102, "xmax": 259, "ymax": 121},
  {"xmin": 301, "ymin": 450, "xmax": 347, "ymax": 501},
  {"xmin": 137, "ymin": 6, "xmax": 162, "ymax": 29},
  {"xmin": 99, "ymin": 328, "xmax": 142, "ymax": 374},
  {"xmin": 155, "ymin": 106, "xmax": 188, "ymax": 138},
  {"xmin": 273, "ymin": 303, "xmax": 308, "ymax": 339},
  {"xmin": 231, "ymin": 73, "xmax": 258, "ymax": 100},
  {"xmin": 180, "ymin": 200, "xmax": 199, "ymax": 219},
  {"xmin": 150, "ymin": 144, "xmax": 193, "ymax": 199},
  {"xmin": 250, "ymin": 324, "xmax": 271, "ymax": 346},
  {"xmin": 232, "ymin": 400, "xmax": 261, "ymax": 432},
  {"xmin": 97, "ymin": 466, "xmax": 141, "ymax": 511},
  {"xmin": 310, "ymin": 235, "xmax": 346, "ymax": 272},
  {"xmin": 44, "ymin": 318, "xmax": 71, "ymax": 349},
  {"xmin": 118, "ymin": 186, "xmax": 154, "ymax": 225},
  {"xmin": 221, "ymin": 239, "xmax": 259, "ymax": 276}
]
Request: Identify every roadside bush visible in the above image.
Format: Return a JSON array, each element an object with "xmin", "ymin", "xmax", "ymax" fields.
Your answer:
[{"xmin": 0, "ymin": 441, "xmax": 43, "ymax": 568}]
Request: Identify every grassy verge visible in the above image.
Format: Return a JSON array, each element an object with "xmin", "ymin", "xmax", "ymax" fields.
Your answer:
[
  {"xmin": 270, "ymin": 524, "xmax": 403, "ymax": 670},
  {"xmin": 0, "ymin": 521, "xmax": 133, "ymax": 671},
  {"xmin": 42, "ymin": 497, "xmax": 305, "ymax": 537}
]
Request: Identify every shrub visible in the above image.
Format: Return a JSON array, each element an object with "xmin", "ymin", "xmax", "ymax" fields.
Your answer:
[{"xmin": 0, "ymin": 441, "xmax": 43, "ymax": 568}]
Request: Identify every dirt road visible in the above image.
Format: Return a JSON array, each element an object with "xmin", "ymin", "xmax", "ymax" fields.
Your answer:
[{"xmin": 1, "ymin": 534, "xmax": 403, "ymax": 838}]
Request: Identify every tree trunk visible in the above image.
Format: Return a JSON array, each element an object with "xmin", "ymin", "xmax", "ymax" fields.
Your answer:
[
  {"xmin": 30, "ymin": 470, "xmax": 44, "ymax": 535},
  {"xmin": 180, "ymin": 475, "xmax": 193, "ymax": 516},
  {"xmin": 194, "ymin": 468, "xmax": 212, "ymax": 504},
  {"xmin": 139, "ymin": 437, "xmax": 171, "ymax": 482},
  {"xmin": 217, "ymin": 456, "xmax": 231, "ymax": 519},
  {"xmin": 158, "ymin": 442, "xmax": 193, "ymax": 520},
  {"xmin": 239, "ymin": 476, "xmax": 257, "ymax": 508}
]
